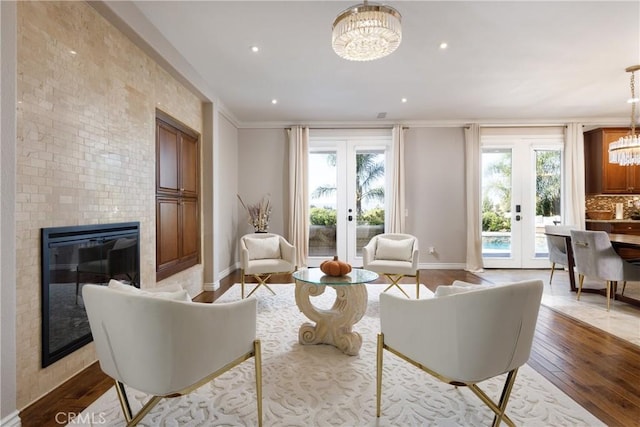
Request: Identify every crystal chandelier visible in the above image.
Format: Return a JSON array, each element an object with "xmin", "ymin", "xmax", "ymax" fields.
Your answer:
[
  {"xmin": 609, "ymin": 65, "xmax": 640, "ymax": 165},
  {"xmin": 331, "ymin": 1, "xmax": 402, "ymax": 61}
]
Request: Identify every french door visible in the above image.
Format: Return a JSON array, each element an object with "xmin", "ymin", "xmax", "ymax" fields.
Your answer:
[
  {"xmin": 481, "ymin": 136, "xmax": 563, "ymax": 268},
  {"xmin": 307, "ymin": 134, "xmax": 391, "ymax": 267}
]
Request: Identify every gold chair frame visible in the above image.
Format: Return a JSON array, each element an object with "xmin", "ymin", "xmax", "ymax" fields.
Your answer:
[
  {"xmin": 115, "ymin": 340, "xmax": 263, "ymax": 427},
  {"xmin": 381, "ymin": 270, "xmax": 421, "ymax": 299},
  {"xmin": 376, "ymin": 334, "xmax": 517, "ymax": 427},
  {"xmin": 241, "ymin": 269, "xmax": 295, "ymax": 299}
]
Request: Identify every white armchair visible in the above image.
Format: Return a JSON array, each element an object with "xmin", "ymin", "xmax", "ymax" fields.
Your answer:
[
  {"xmin": 240, "ymin": 233, "xmax": 296, "ymax": 298},
  {"xmin": 362, "ymin": 233, "xmax": 421, "ymax": 298},
  {"xmin": 82, "ymin": 282, "xmax": 263, "ymax": 426},
  {"xmin": 377, "ymin": 279, "xmax": 543, "ymax": 426}
]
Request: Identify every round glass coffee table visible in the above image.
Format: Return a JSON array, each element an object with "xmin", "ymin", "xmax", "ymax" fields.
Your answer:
[{"xmin": 292, "ymin": 268, "xmax": 378, "ymax": 356}]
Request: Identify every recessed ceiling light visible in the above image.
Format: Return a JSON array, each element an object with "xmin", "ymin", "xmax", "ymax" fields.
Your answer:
[
  {"xmin": 70, "ymin": 50, "xmax": 77, "ymax": 55},
  {"xmin": 401, "ymin": 98, "xmax": 408, "ymax": 103},
  {"xmin": 271, "ymin": 99, "xmax": 278, "ymax": 105},
  {"xmin": 439, "ymin": 42, "xmax": 448, "ymax": 50},
  {"xmin": 250, "ymin": 46, "xmax": 259, "ymax": 53}
]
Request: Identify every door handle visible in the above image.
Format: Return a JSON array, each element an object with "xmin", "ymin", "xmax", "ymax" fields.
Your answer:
[
  {"xmin": 515, "ymin": 215, "xmax": 521, "ymax": 221},
  {"xmin": 348, "ymin": 215, "xmax": 353, "ymax": 221}
]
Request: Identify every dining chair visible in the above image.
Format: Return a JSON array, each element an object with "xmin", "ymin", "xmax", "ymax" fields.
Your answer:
[
  {"xmin": 377, "ymin": 279, "xmax": 543, "ymax": 426},
  {"xmin": 362, "ymin": 233, "xmax": 421, "ymax": 298},
  {"xmin": 240, "ymin": 233, "xmax": 296, "ymax": 298},
  {"xmin": 544, "ymin": 224, "xmax": 577, "ymax": 285},
  {"xmin": 570, "ymin": 229, "xmax": 640, "ymax": 311}
]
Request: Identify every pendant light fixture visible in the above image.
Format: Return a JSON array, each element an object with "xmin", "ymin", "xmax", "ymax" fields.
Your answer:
[
  {"xmin": 331, "ymin": 1, "xmax": 402, "ymax": 61},
  {"xmin": 609, "ymin": 65, "xmax": 640, "ymax": 165}
]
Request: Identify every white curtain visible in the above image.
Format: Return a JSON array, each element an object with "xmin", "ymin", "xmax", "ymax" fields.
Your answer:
[
  {"xmin": 464, "ymin": 124, "xmax": 484, "ymax": 272},
  {"xmin": 564, "ymin": 123, "xmax": 585, "ymax": 228},
  {"xmin": 288, "ymin": 126, "xmax": 309, "ymax": 268},
  {"xmin": 388, "ymin": 125, "xmax": 405, "ymax": 233}
]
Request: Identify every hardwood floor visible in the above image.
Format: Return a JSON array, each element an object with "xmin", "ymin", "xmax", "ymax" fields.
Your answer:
[{"xmin": 19, "ymin": 269, "xmax": 640, "ymax": 426}]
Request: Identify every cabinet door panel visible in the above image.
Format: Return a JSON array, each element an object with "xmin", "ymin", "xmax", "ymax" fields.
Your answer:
[
  {"xmin": 157, "ymin": 198, "xmax": 180, "ymax": 267},
  {"xmin": 584, "ymin": 128, "xmax": 637, "ymax": 194},
  {"xmin": 181, "ymin": 198, "xmax": 199, "ymax": 260},
  {"xmin": 157, "ymin": 123, "xmax": 179, "ymax": 193},
  {"xmin": 603, "ymin": 129, "xmax": 634, "ymax": 193},
  {"xmin": 181, "ymin": 133, "xmax": 199, "ymax": 196}
]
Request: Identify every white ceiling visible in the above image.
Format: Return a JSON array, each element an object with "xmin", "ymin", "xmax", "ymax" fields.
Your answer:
[{"xmin": 103, "ymin": 1, "xmax": 640, "ymax": 127}]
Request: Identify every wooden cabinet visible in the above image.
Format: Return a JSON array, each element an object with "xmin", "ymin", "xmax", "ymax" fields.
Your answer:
[
  {"xmin": 587, "ymin": 221, "xmax": 640, "ymax": 235},
  {"xmin": 155, "ymin": 112, "xmax": 200, "ymax": 280},
  {"xmin": 584, "ymin": 127, "xmax": 640, "ymax": 194}
]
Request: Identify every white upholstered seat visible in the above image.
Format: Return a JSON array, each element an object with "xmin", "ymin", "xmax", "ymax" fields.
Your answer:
[
  {"xmin": 362, "ymin": 233, "xmax": 421, "ymax": 298},
  {"xmin": 82, "ymin": 282, "xmax": 263, "ymax": 426},
  {"xmin": 377, "ymin": 279, "xmax": 543, "ymax": 426},
  {"xmin": 240, "ymin": 233, "xmax": 296, "ymax": 298}
]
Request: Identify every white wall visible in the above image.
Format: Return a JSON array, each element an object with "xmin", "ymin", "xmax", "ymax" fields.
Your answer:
[
  {"xmin": 237, "ymin": 128, "xmax": 289, "ymax": 239},
  {"xmin": 404, "ymin": 127, "xmax": 467, "ymax": 266},
  {"xmin": 0, "ymin": 1, "xmax": 19, "ymax": 424},
  {"xmin": 217, "ymin": 114, "xmax": 239, "ymax": 275}
]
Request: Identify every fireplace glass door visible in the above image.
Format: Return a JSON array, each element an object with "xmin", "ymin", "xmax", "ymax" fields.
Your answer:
[{"xmin": 41, "ymin": 222, "xmax": 140, "ymax": 367}]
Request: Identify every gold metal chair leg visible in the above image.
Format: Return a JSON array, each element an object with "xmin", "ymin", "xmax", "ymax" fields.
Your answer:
[
  {"xmin": 115, "ymin": 380, "xmax": 163, "ymax": 427},
  {"xmin": 622, "ymin": 281, "xmax": 627, "ymax": 296},
  {"xmin": 241, "ymin": 269, "xmax": 246, "ymax": 299},
  {"xmin": 254, "ymin": 340, "xmax": 263, "ymax": 427},
  {"xmin": 416, "ymin": 270, "xmax": 420, "ymax": 298},
  {"xmin": 383, "ymin": 274, "xmax": 410, "ymax": 298},
  {"xmin": 246, "ymin": 274, "xmax": 276, "ymax": 298},
  {"xmin": 376, "ymin": 333, "xmax": 384, "ymax": 418},
  {"xmin": 127, "ymin": 395, "xmax": 163, "ymax": 427},
  {"xmin": 549, "ymin": 262, "xmax": 556, "ymax": 285},
  {"xmin": 606, "ymin": 280, "xmax": 611, "ymax": 312},
  {"xmin": 115, "ymin": 380, "xmax": 133, "ymax": 422},
  {"xmin": 577, "ymin": 274, "xmax": 584, "ymax": 300},
  {"xmin": 468, "ymin": 369, "xmax": 517, "ymax": 427}
]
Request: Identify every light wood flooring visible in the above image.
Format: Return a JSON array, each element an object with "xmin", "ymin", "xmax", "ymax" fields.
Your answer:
[{"xmin": 19, "ymin": 269, "xmax": 640, "ymax": 427}]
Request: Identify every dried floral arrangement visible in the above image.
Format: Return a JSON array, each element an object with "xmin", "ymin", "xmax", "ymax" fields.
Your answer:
[{"xmin": 237, "ymin": 194, "xmax": 272, "ymax": 232}]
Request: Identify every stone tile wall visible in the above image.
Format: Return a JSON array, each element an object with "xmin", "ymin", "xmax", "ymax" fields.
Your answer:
[{"xmin": 16, "ymin": 1, "xmax": 203, "ymax": 407}]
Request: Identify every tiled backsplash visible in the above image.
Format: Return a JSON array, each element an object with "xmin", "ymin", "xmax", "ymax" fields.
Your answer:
[{"xmin": 586, "ymin": 195, "xmax": 640, "ymax": 219}]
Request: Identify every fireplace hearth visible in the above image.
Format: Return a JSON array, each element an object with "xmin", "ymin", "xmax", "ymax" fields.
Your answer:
[{"xmin": 41, "ymin": 222, "xmax": 140, "ymax": 367}]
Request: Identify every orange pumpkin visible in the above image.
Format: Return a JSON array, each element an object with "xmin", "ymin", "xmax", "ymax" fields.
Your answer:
[{"xmin": 320, "ymin": 256, "xmax": 352, "ymax": 277}]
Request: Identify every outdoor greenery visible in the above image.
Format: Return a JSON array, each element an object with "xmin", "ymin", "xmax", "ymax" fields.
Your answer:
[
  {"xmin": 482, "ymin": 199, "xmax": 511, "ymax": 232},
  {"xmin": 535, "ymin": 151, "xmax": 561, "ymax": 216},
  {"xmin": 310, "ymin": 207, "xmax": 337, "ymax": 226},
  {"xmin": 482, "ymin": 150, "xmax": 561, "ymax": 232},
  {"xmin": 309, "ymin": 206, "xmax": 385, "ymax": 226},
  {"xmin": 311, "ymin": 152, "xmax": 385, "ymax": 217},
  {"xmin": 359, "ymin": 207, "xmax": 385, "ymax": 225}
]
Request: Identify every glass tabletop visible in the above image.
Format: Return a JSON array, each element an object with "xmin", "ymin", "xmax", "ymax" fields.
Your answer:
[{"xmin": 293, "ymin": 268, "xmax": 378, "ymax": 285}]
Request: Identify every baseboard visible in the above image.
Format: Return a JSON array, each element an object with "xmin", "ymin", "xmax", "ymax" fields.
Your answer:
[
  {"xmin": 203, "ymin": 264, "xmax": 239, "ymax": 291},
  {"xmin": 1, "ymin": 410, "xmax": 21, "ymax": 427},
  {"xmin": 418, "ymin": 262, "xmax": 466, "ymax": 269}
]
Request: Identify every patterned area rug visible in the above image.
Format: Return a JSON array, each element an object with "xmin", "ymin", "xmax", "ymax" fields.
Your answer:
[{"xmin": 73, "ymin": 283, "xmax": 604, "ymax": 426}]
